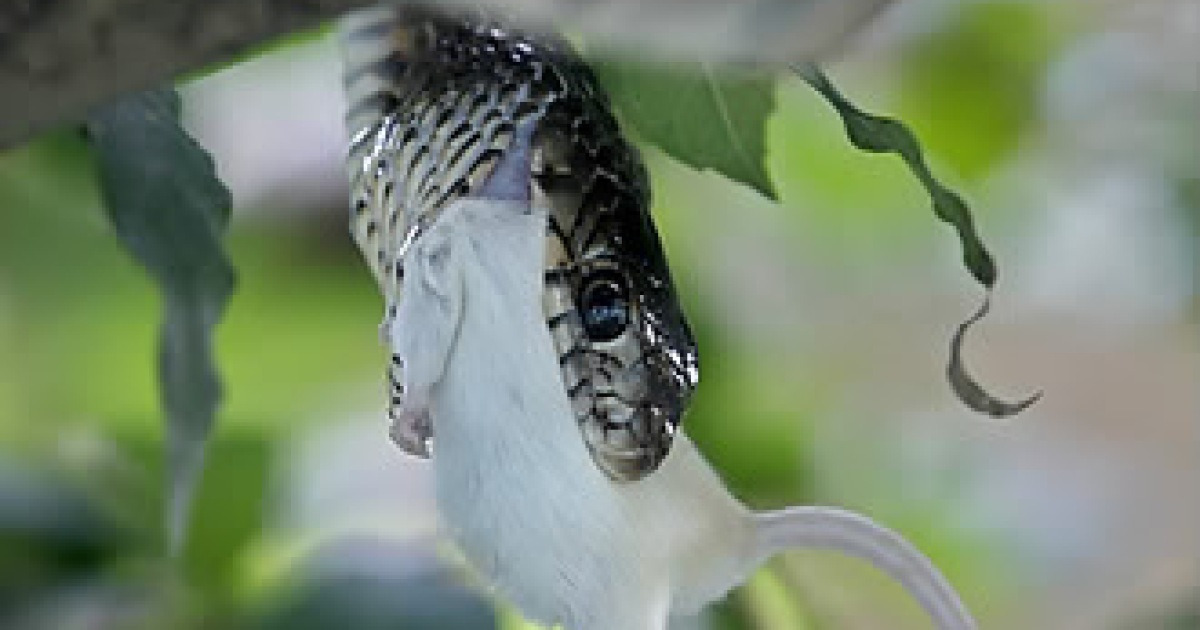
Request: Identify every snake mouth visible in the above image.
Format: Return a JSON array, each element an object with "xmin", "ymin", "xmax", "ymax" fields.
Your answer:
[
  {"xmin": 578, "ymin": 406, "xmax": 672, "ymax": 482},
  {"xmin": 554, "ymin": 310, "xmax": 684, "ymax": 482}
]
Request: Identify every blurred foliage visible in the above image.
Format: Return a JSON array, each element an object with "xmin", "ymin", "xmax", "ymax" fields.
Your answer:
[
  {"xmin": 0, "ymin": 463, "xmax": 126, "ymax": 598},
  {"xmin": 682, "ymin": 305, "xmax": 817, "ymax": 508},
  {"xmin": 1, "ymin": 1, "xmax": 1196, "ymax": 628},
  {"xmin": 0, "ymin": 129, "xmax": 382, "ymax": 628},
  {"xmin": 797, "ymin": 65, "xmax": 997, "ymax": 288},
  {"xmin": 795, "ymin": 65, "xmax": 1044, "ymax": 418},
  {"xmin": 768, "ymin": 80, "xmax": 935, "ymax": 267},
  {"xmin": 895, "ymin": 1, "xmax": 1069, "ymax": 179},
  {"xmin": 87, "ymin": 87, "xmax": 236, "ymax": 555},
  {"xmin": 1178, "ymin": 174, "xmax": 1199, "ymax": 303},
  {"xmin": 251, "ymin": 554, "xmax": 495, "ymax": 630}
]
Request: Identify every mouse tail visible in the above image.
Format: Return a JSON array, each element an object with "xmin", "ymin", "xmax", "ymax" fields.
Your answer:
[{"xmin": 748, "ymin": 506, "xmax": 978, "ymax": 630}]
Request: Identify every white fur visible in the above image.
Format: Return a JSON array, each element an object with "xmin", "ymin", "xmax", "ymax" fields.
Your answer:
[{"xmin": 390, "ymin": 198, "xmax": 976, "ymax": 630}]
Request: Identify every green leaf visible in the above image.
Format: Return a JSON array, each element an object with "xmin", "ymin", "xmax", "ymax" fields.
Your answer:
[
  {"xmin": 796, "ymin": 65, "xmax": 1039, "ymax": 417},
  {"xmin": 797, "ymin": 65, "xmax": 994, "ymax": 287},
  {"xmin": 86, "ymin": 87, "xmax": 235, "ymax": 554},
  {"xmin": 593, "ymin": 59, "xmax": 778, "ymax": 200},
  {"xmin": 948, "ymin": 296, "xmax": 1041, "ymax": 417}
]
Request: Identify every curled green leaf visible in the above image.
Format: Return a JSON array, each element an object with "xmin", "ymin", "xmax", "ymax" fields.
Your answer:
[
  {"xmin": 949, "ymin": 293, "xmax": 1043, "ymax": 417},
  {"xmin": 794, "ymin": 64, "xmax": 1039, "ymax": 417},
  {"xmin": 795, "ymin": 64, "xmax": 993, "ymax": 286}
]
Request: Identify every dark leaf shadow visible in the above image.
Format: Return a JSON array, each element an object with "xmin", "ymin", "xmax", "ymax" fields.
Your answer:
[{"xmin": 86, "ymin": 87, "xmax": 235, "ymax": 554}]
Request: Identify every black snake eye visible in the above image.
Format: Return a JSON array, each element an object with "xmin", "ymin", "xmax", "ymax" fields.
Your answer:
[{"xmin": 578, "ymin": 270, "xmax": 630, "ymax": 343}]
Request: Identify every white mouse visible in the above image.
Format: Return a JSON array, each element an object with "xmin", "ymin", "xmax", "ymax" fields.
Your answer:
[{"xmin": 388, "ymin": 194, "xmax": 976, "ymax": 630}]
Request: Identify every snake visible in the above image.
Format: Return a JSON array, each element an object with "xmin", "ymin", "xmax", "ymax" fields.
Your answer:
[{"xmin": 339, "ymin": 6, "xmax": 699, "ymax": 482}]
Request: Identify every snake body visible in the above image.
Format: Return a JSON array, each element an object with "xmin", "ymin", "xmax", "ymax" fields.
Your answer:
[{"xmin": 340, "ymin": 6, "xmax": 698, "ymax": 481}]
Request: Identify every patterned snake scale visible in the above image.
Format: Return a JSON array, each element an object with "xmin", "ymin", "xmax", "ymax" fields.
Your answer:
[{"xmin": 340, "ymin": 6, "xmax": 698, "ymax": 481}]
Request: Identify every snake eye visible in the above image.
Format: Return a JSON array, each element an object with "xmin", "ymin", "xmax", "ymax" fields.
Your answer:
[{"xmin": 578, "ymin": 270, "xmax": 630, "ymax": 343}]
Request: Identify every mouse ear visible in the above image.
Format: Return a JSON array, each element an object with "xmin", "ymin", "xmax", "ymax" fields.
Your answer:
[{"xmin": 388, "ymin": 219, "xmax": 463, "ymax": 424}]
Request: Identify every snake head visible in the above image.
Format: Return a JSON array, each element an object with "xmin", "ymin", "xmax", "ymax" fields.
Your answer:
[{"xmin": 343, "ymin": 8, "xmax": 699, "ymax": 481}]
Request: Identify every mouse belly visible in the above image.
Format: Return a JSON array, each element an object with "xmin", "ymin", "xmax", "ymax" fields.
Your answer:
[{"xmin": 430, "ymin": 400, "xmax": 658, "ymax": 628}]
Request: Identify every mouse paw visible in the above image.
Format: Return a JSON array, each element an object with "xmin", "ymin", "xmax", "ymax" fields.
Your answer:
[{"xmin": 386, "ymin": 354, "xmax": 433, "ymax": 458}]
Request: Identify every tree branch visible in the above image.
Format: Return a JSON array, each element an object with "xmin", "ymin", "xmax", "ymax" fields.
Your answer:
[
  {"xmin": 1, "ymin": 0, "xmax": 377, "ymax": 147},
  {"xmin": 0, "ymin": 0, "xmax": 892, "ymax": 148}
]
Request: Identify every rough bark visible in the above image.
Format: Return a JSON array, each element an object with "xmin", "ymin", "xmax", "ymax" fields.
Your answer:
[{"xmin": 0, "ymin": 0, "xmax": 378, "ymax": 146}]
